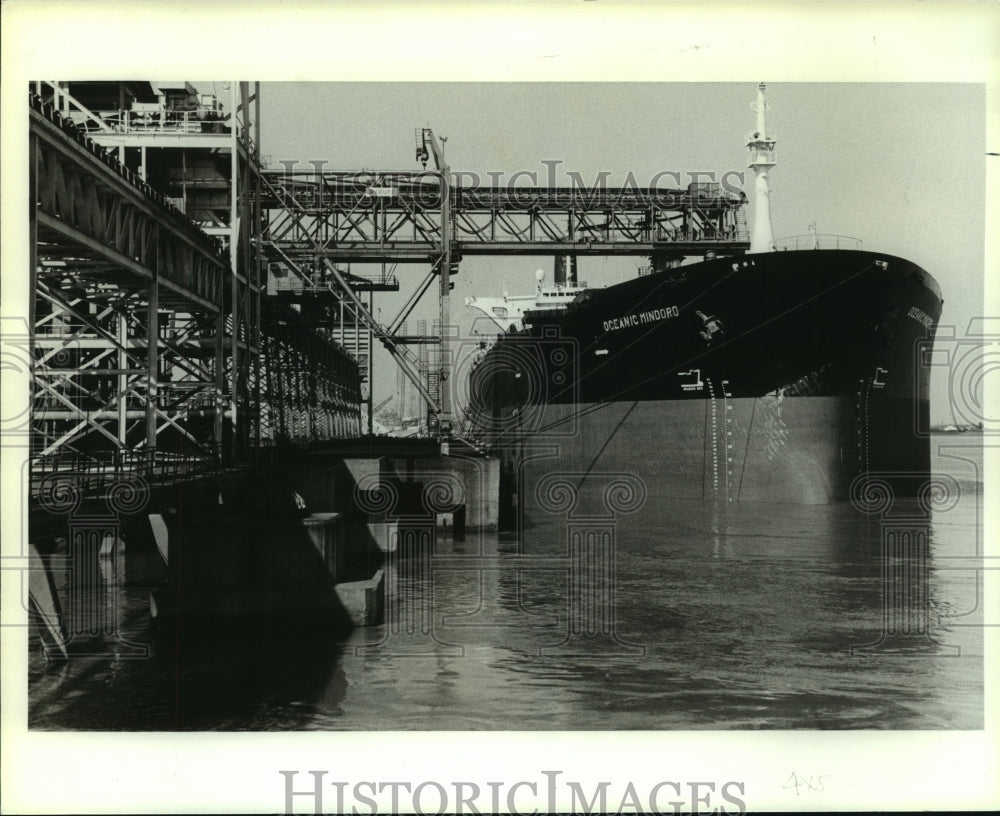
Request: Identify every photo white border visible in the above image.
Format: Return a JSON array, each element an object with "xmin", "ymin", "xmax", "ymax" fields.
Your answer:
[{"xmin": 2, "ymin": 1, "xmax": 997, "ymax": 812}]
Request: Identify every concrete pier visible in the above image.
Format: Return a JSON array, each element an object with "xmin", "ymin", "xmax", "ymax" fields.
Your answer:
[
  {"xmin": 26, "ymin": 442, "xmax": 501, "ymax": 655},
  {"xmin": 149, "ymin": 508, "xmax": 358, "ymax": 634},
  {"xmin": 295, "ymin": 442, "xmax": 500, "ymax": 531}
]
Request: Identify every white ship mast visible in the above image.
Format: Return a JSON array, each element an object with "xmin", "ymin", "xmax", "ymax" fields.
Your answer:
[{"xmin": 746, "ymin": 82, "xmax": 777, "ymax": 253}]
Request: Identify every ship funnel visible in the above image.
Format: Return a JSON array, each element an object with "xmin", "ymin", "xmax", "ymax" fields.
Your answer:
[{"xmin": 746, "ymin": 82, "xmax": 777, "ymax": 253}]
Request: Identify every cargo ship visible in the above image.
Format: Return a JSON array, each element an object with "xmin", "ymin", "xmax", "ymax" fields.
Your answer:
[{"xmin": 463, "ymin": 84, "xmax": 942, "ymax": 508}]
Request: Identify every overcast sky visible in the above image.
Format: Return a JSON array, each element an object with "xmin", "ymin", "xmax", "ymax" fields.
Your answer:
[{"xmin": 258, "ymin": 82, "xmax": 986, "ymax": 423}]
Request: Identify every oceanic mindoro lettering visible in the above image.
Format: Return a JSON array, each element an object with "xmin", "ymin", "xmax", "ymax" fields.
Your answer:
[{"xmin": 602, "ymin": 305, "xmax": 680, "ymax": 333}]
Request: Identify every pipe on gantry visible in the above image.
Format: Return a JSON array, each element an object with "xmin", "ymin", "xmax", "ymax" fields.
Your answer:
[
  {"xmin": 437, "ymin": 200, "xmax": 453, "ymax": 436},
  {"xmin": 418, "ymin": 129, "xmax": 453, "ymax": 436}
]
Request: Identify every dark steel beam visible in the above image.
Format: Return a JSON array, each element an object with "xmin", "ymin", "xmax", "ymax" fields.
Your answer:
[{"xmin": 37, "ymin": 213, "xmax": 220, "ymax": 311}]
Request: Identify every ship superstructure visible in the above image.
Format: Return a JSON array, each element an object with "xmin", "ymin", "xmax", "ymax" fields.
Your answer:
[{"xmin": 465, "ymin": 256, "xmax": 588, "ymax": 332}]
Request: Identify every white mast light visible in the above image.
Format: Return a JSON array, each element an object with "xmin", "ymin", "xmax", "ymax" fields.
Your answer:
[{"xmin": 746, "ymin": 82, "xmax": 777, "ymax": 253}]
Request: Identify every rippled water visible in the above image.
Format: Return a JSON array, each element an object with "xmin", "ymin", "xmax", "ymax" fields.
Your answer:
[{"xmin": 28, "ymin": 435, "xmax": 984, "ymax": 730}]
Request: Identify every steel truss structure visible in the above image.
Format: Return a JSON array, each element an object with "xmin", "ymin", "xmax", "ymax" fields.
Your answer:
[
  {"xmin": 262, "ymin": 302, "xmax": 362, "ymax": 442},
  {"xmin": 26, "ymin": 82, "xmax": 753, "ymax": 477},
  {"xmin": 258, "ymin": 162, "xmax": 750, "ymax": 435},
  {"xmin": 27, "ymin": 84, "xmax": 361, "ymax": 492},
  {"xmin": 260, "ymin": 170, "xmax": 749, "ymax": 261}
]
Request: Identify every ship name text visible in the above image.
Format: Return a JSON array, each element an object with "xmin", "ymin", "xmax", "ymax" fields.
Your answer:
[
  {"xmin": 907, "ymin": 306, "xmax": 934, "ymax": 329},
  {"xmin": 603, "ymin": 305, "xmax": 680, "ymax": 333}
]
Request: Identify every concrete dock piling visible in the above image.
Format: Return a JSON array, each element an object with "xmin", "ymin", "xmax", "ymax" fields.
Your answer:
[{"xmin": 28, "ymin": 440, "xmax": 500, "ymax": 651}]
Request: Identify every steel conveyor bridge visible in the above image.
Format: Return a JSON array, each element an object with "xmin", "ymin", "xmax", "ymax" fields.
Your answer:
[{"xmin": 261, "ymin": 170, "xmax": 749, "ymax": 262}]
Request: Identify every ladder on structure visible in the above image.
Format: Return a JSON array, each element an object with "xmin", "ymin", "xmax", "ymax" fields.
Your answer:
[
  {"xmin": 734, "ymin": 207, "xmax": 750, "ymax": 243},
  {"xmin": 425, "ymin": 370, "xmax": 440, "ymax": 436}
]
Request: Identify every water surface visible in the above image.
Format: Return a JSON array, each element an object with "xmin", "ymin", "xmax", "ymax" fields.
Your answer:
[{"xmin": 28, "ymin": 435, "xmax": 984, "ymax": 730}]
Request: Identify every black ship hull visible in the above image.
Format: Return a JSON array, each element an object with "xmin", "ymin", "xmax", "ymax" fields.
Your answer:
[{"xmin": 465, "ymin": 250, "xmax": 942, "ymax": 508}]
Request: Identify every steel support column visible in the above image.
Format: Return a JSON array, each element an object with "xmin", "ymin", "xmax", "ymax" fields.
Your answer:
[
  {"xmin": 145, "ymin": 234, "xmax": 158, "ymax": 450},
  {"xmin": 437, "ymin": 168, "xmax": 452, "ymax": 437},
  {"xmin": 229, "ymin": 82, "xmax": 241, "ymax": 459}
]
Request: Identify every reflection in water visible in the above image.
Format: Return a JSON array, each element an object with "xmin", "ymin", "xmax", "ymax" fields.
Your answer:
[{"xmin": 29, "ymin": 440, "xmax": 984, "ymax": 730}]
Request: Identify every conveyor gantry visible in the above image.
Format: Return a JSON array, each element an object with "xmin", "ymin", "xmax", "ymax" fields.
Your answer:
[
  {"xmin": 30, "ymin": 93, "xmax": 230, "ymax": 476},
  {"xmin": 261, "ymin": 170, "xmax": 750, "ymax": 262},
  {"xmin": 30, "ymin": 94, "xmax": 228, "ymax": 311},
  {"xmin": 26, "ymin": 90, "xmax": 363, "ymax": 495}
]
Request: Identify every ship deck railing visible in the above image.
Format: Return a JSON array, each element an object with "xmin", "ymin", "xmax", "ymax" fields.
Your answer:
[
  {"xmin": 771, "ymin": 234, "xmax": 863, "ymax": 252},
  {"xmin": 69, "ymin": 107, "xmax": 232, "ymax": 136}
]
